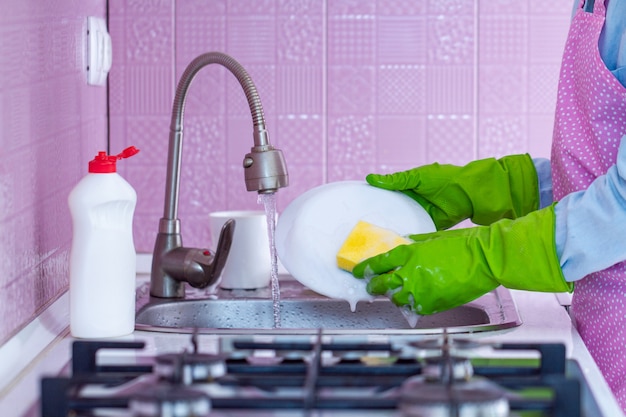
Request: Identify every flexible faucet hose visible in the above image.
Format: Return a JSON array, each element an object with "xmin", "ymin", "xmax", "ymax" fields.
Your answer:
[
  {"xmin": 170, "ymin": 52, "xmax": 267, "ymax": 140},
  {"xmin": 163, "ymin": 52, "xmax": 269, "ymax": 222}
]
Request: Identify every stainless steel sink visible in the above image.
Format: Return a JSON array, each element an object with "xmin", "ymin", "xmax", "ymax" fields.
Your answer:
[{"xmin": 135, "ymin": 278, "xmax": 522, "ymax": 335}]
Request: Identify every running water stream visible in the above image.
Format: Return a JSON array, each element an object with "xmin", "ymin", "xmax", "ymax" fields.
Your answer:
[{"xmin": 258, "ymin": 193, "xmax": 281, "ymax": 328}]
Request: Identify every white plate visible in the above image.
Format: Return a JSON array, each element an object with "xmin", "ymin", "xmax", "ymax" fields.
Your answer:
[{"xmin": 275, "ymin": 181, "xmax": 436, "ymax": 311}]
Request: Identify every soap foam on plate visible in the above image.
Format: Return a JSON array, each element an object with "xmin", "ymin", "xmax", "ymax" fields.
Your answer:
[{"xmin": 275, "ymin": 181, "xmax": 436, "ymax": 314}]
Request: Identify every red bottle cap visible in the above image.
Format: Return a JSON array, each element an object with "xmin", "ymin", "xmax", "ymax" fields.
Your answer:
[{"xmin": 88, "ymin": 146, "xmax": 140, "ymax": 173}]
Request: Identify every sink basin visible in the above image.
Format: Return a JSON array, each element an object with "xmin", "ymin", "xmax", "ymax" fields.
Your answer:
[{"xmin": 135, "ymin": 278, "xmax": 522, "ymax": 335}]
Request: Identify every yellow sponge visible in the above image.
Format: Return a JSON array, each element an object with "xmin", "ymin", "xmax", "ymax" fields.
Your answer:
[{"xmin": 337, "ymin": 221, "xmax": 411, "ymax": 272}]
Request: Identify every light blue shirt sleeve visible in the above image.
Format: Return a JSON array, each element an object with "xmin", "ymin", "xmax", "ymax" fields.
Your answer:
[
  {"xmin": 532, "ymin": 158, "xmax": 553, "ymax": 209},
  {"xmin": 555, "ymin": 135, "xmax": 626, "ymax": 282}
]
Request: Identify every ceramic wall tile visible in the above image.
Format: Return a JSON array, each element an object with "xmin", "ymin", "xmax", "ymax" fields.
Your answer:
[
  {"xmin": 178, "ymin": 0, "xmax": 227, "ymax": 16},
  {"xmin": 378, "ymin": 18, "xmax": 427, "ymax": 64},
  {"xmin": 328, "ymin": 66, "xmax": 376, "ymax": 115},
  {"xmin": 478, "ymin": 115, "xmax": 528, "ymax": 158},
  {"xmin": 277, "ymin": 115, "xmax": 325, "ymax": 165},
  {"xmin": 378, "ymin": 0, "xmax": 426, "ymax": 16},
  {"xmin": 228, "ymin": 17, "xmax": 276, "ymax": 64},
  {"xmin": 529, "ymin": 16, "xmax": 570, "ymax": 64},
  {"xmin": 277, "ymin": 0, "xmax": 322, "ymax": 15},
  {"xmin": 114, "ymin": 0, "xmax": 171, "ymax": 16},
  {"xmin": 428, "ymin": 0, "xmax": 474, "ymax": 15},
  {"xmin": 328, "ymin": 0, "xmax": 376, "ymax": 16},
  {"xmin": 228, "ymin": 0, "xmax": 276, "ymax": 15},
  {"xmin": 126, "ymin": 67, "xmax": 173, "ymax": 115},
  {"xmin": 479, "ymin": 0, "xmax": 528, "ymax": 15},
  {"xmin": 378, "ymin": 65, "xmax": 426, "ymax": 114},
  {"xmin": 327, "ymin": 115, "xmax": 376, "ymax": 165},
  {"xmin": 328, "ymin": 17, "xmax": 376, "ymax": 66},
  {"xmin": 277, "ymin": 14, "xmax": 323, "ymax": 64},
  {"xmin": 428, "ymin": 15, "xmax": 475, "ymax": 65},
  {"xmin": 530, "ymin": 1, "xmax": 573, "ymax": 14},
  {"xmin": 479, "ymin": 15, "xmax": 528, "ymax": 65},
  {"xmin": 426, "ymin": 115, "xmax": 475, "ymax": 164},
  {"xmin": 377, "ymin": 116, "xmax": 427, "ymax": 166},
  {"xmin": 529, "ymin": 65, "xmax": 562, "ymax": 114},
  {"xmin": 479, "ymin": 65, "xmax": 527, "ymax": 114},
  {"xmin": 277, "ymin": 66, "xmax": 323, "ymax": 114},
  {"xmin": 426, "ymin": 66, "xmax": 475, "ymax": 114}
]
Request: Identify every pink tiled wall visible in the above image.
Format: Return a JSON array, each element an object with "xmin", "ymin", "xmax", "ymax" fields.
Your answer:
[
  {"xmin": 0, "ymin": 0, "xmax": 108, "ymax": 344},
  {"xmin": 0, "ymin": 0, "xmax": 576, "ymax": 347},
  {"xmin": 110, "ymin": 0, "xmax": 573, "ymax": 254}
]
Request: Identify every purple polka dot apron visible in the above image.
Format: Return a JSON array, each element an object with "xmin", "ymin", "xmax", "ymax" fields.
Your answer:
[{"xmin": 551, "ymin": 0, "xmax": 626, "ymax": 409}]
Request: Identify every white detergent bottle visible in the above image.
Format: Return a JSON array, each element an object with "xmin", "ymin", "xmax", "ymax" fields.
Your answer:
[{"xmin": 68, "ymin": 147, "xmax": 139, "ymax": 338}]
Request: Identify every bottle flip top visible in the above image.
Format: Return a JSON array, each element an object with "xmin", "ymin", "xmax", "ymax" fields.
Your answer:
[{"xmin": 88, "ymin": 146, "xmax": 140, "ymax": 173}]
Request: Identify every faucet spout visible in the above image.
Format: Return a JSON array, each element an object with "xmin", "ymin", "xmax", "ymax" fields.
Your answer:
[{"xmin": 150, "ymin": 52, "xmax": 289, "ymax": 299}]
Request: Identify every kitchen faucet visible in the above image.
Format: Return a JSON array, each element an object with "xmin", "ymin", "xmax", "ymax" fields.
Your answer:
[{"xmin": 150, "ymin": 52, "xmax": 289, "ymax": 299}]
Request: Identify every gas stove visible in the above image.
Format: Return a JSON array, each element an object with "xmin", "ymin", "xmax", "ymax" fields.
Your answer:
[{"xmin": 40, "ymin": 330, "xmax": 601, "ymax": 417}]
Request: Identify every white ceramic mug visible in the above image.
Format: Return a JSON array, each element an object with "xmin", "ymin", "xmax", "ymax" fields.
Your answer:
[{"xmin": 209, "ymin": 210, "xmax": 271, "ymax": 290}]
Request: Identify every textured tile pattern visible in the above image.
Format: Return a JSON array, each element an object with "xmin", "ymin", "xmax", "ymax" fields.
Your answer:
[
  {"xmin": 0, "ymin": 0, "xmax": 108, "ymax": 344},
  {"xmin": 108, "ymin": 0, "xmax": 573, "ymax": 252},
  {"xmin": 1, "ymin": 0, "xmax": 573, "ymax": 349}
]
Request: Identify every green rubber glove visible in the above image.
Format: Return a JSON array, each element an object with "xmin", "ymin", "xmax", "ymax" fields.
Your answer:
[
  {"xmin": 352, "ymin": 205, "xmax": 573, "ymax": 315},
  {"xmin": 366, "ymin": 155, "xmax": 539, "ymax": 230}
]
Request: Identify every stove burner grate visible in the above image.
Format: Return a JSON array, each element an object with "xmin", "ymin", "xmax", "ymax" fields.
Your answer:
[{"xmin": 41, "ymin": 334, "xmax": 582, "ymax": 417}]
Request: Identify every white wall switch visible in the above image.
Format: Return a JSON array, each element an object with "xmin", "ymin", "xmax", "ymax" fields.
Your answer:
[{"xmin": 86, "ymin": 16, "xmax": 112, "ymax": 86}]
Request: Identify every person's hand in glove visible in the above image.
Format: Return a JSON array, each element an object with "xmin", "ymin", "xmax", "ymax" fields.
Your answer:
[
  {"xmin": 366, "ymin": 155, "xmax": 540, "ymax": 230},
  {"xmin": 353, "ymin": 135, "xmax": 626, "ymax": 315},
  {"xmin": 352, "ymin": 205, "xmax": 572, "ymax": 315}
]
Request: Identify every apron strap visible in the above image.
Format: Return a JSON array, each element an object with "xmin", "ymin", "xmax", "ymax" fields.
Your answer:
[{"xmin": 584, "ymin": 0, "xmax": 607, "ymax": 16}]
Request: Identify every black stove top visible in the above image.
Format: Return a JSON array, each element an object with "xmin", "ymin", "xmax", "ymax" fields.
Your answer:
[{"xmin": 40, "ymin": 331, "xmax": 586, "ymax": 417}]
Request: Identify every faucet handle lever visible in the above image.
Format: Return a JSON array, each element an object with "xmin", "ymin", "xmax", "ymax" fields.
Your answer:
[
  {"xmin": 210, "ymin": 218, "xmax": 235, "ymax": 282},
  {"xmin": 164, "ymin": 219, "xmax": 235, "ymax": 290}
]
